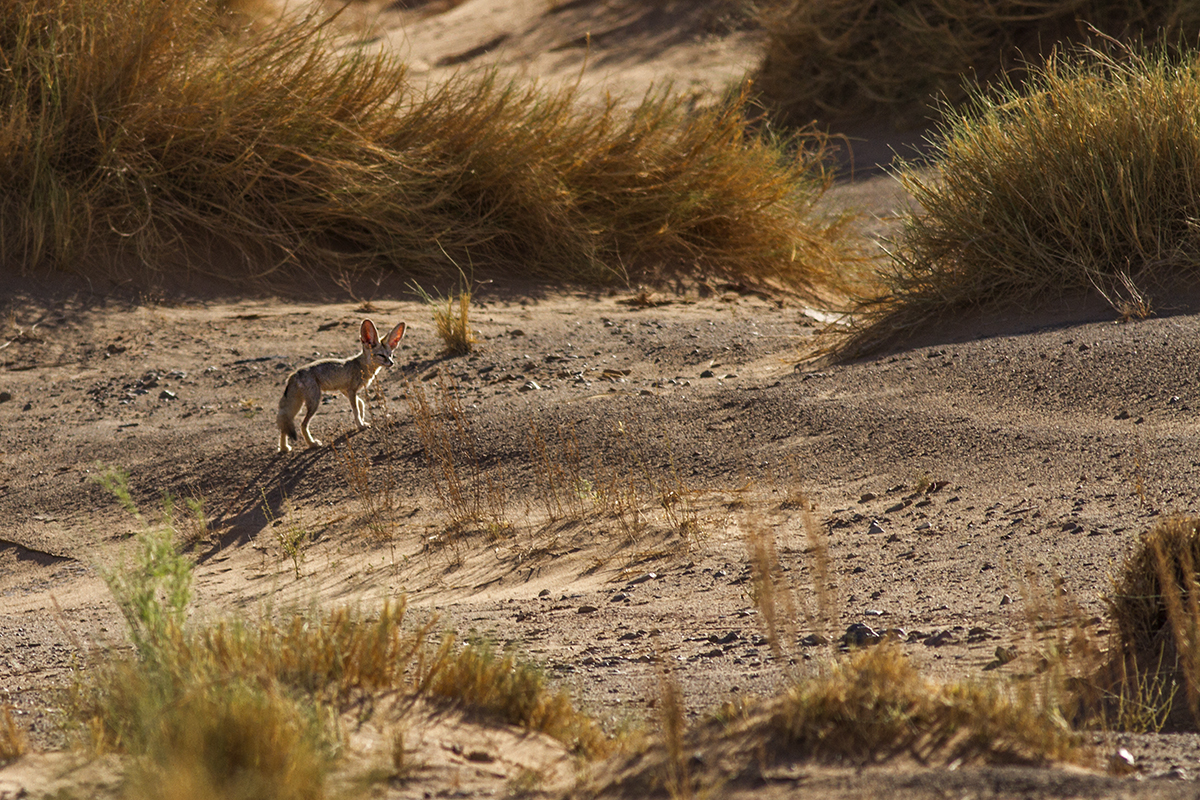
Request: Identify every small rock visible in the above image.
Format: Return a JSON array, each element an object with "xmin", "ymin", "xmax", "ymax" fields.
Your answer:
[
  {"xmin": 466, "ymin": 750, "xmax": 494, "ymax": 763},
  {"xmin": 923, "ymin": 630, "xmax": 958, "ymax": 647},
  {"xmin": 1155, "ymin": 766, "xmax": 1188, "ymax": 781},
  {"xmin": 538, "ymin": 589, "xmax": 551, "ymax": 598},
  {"xmin": 858, "ymin": 492, "xmax": 877, "ymax": 503},
  {"xmin": 709, "ymin": 631, "xmax": 740, "ymax": 645},
  {"xmin": 610, "ymin": 593, "xmax": 630, "ymax": 603},
  {"xmin": 863, "ymin": 609, "xmax": 885, "ymax": 617},
  {"xmin": 867, "ymin": 520, "xmax": 885, "ymax": 535},
  {"xmin": 700, "ymin": 369, "xmax": 715, "ymax": 378},
  {"xmin": 577, "ymin": 605, "xmax": 598, "ymax": 614},
  {"xmin": 1000, "ymin": 594, "xmax": 1013, "ymax": 606},
  {"xmin": 0, "ymin": 391, "xmax": 10, "ymax": 403},
  {"xmin": 993, "ymin": 646, "xmax": 1018, "ymax": 665},
  {"xmin": 967, "ymin": 626, "xmax": 990, "ymax": 642},
  {"xmin": 841, "ymin": 622, "xmax": 881, "ymax": 647},
  {"xmin": 508, "ymin": 329, "xmax": 525, "ymax": 337},
  {"xmin": 1114, "ymin": 409, "xmax": 1131, "ymax": 420},
  {"xmin": 159, "ymin": 389, "xmax": 177, "ymax": 400},
  {"xmin": 1109, "ymin": 747, "xmax": 1137, "ymax": 775},
  {"xmin": 800, "ymin": 633, "xmax": 828, "ymax": 646},
  {"xmin": 520, "ymin": 380, "xmax": 541, "ymax": 392},
  {"xmin": 21, "ymin": 402, "xmax": 31, "ymax": 411}
]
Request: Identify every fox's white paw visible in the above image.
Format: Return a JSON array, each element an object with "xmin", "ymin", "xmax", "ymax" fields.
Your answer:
[{"xmin": 306, "ymin": 438, "xmax": 322, "ymax": 448}]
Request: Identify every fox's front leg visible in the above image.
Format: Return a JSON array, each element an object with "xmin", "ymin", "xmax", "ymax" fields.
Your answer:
[{"xmin": 348, "ymin": 390, "xmax": 370, "ymax": 428}]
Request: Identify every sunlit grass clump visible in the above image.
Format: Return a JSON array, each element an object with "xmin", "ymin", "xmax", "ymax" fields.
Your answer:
[
  {"xmin": 769, "ymin": 646, "xmax": 1082, "ymax": 765},
  {"xmin": 1103, "ymin": 516, "xmax": 1200, "ymax": 732},
  {"xmin": 78, "ymin": 471, "xmax": 608, "ymax": 797},
  {"xmin": 754, "ymin": 0, "xmax": 1200, "ymax": 128},
  {"xmin": 848, "ymin": 44, "xmax": 1200, "ymax": 352},
  {"xmin": 2, "ymin": 0, "xmax": 852, "ymax": 295}
]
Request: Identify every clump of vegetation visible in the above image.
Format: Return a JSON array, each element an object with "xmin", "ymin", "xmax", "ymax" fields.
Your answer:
[
  {"xmin": 2, "ymin": 0, "xmax": 852, "ymax": 295},
  {"xmin": 847, "ymin": 43, "xmax": 1200, "ymax": 353},
  {"xmin": 81, "ymin": 468, "xmax": 608, "ymax": 796},
  {"xmin": 411, "ymin": 277, "xmax": 477, "ymax": 356},
  {"xmin": 1103, "ymin": 516, "xmax": 1200, "ymax": 731},
  {"xmin": 754, "ymin": 0, "xmax": 1200, "ymax": 128},
  {"xmin": 420, "ymin": 637, "xmax": 610, "ymax": 758},
  {"xmin": 770, "ymin": 646, "xmax": 1083, "ymax": 764}
]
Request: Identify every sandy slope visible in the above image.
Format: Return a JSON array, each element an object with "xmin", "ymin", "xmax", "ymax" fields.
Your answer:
[{"xmin": 1, "ymin": 2, "xmax": 1199, "ymax": 797}]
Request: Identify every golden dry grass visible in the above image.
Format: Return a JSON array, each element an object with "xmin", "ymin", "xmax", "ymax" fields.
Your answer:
[
  {"xmin": 1103, "ymin": 516, "xmax": 1200, "ymax": 731},
  {"xmin": 770, "ymin": 646, "xmax": 1084, "ymax": 765},
  {"xmin": 1, "ymin": 0, "xmax": 855, "ymax": 296},
  {"xmin": 754, "ymin": 0, "xmax": 1200, "ymax": 128},
  {"xmin": 844, "ymin": 43, "xmax": 1200, "ymax": 354}
]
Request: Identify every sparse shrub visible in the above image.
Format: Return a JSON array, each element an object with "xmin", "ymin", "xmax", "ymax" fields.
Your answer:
[
  {"xmin": 1, "ymin": 0, "xmax": 851, "ymax": 294},
  {"xmin": 91, "ymin": 466, "xmax": 194, "ymax": 657},
  {"xmin": 411, "ymin": 277, "xmax": 478, "ymax": 356},
  {"xmin": 755, "ymin": 0, "xmax": 1200, "ymax": 128},
  {"xmin": 849, "ymin": 43, "xmax": 1200, "ymax": 353},
  {"xmin": 772, "ymin": 646, "xmax": 1082, "ymax": 764},
  {"xmin": 1104, "ymin": 516, "xmax": 1200, "ymax": 731},
  {"xmin": 419, "ymin": 637, "xmax": 610, "ymax": 759}
]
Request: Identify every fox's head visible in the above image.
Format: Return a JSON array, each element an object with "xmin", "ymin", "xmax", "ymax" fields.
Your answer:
[{"xmin": 361, "ymin": 319, "xmax": 406, "ymax": 368}]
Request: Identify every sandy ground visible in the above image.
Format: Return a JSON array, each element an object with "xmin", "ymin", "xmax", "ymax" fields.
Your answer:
[{"xmin": 2, "ymin": 1, "xmax": 1200, "ymax": 797}]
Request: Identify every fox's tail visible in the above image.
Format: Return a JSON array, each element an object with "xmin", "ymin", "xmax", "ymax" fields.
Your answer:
[{"xmin": 278, "ymin": 379, "xmax": 300, "ymax": 442}]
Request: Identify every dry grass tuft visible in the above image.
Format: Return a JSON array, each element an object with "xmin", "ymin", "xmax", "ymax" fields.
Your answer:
[
  {"xmin": 0, "ymin": 707, "xmax": 26, "ymax": 764},
  {"xmin": 844, "ymin": 42, "xmax": 1200, "ymax": 355},
  {"xmin": 419, "ymin": 637, "xmax": 610, "ymax": 759},
  {"xmin": 1103, "ymin": 516, "xmax": 1200, "ymax": 731},
  {"xmin": 412, "ymin": 279, "xmax": 478, "ymax": 356},
  {"xmin": 754, "ymin": 0, "xmax": 1200, "ymax": 128},
  {"xmin": 771, "ymin": 646, "xmax": 1083, "ymax": 765},
  {"xmin": 2, "ymin": 0, "xmax": 853, "ymax": 295}
]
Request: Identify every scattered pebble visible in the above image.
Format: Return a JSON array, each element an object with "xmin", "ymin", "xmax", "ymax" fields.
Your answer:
[{"xmin": 841, "ymin": 622, "xmax": 881, "ymax": 647}]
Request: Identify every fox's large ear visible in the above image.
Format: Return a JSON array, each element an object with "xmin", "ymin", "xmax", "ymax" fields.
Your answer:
[
  {"xmin": 360, "ymin": 319, "xmax": 380, "ymax": 346},
  {"xmin": 385, "ymin": 321, "xmax": 406, "ymax": 349}
]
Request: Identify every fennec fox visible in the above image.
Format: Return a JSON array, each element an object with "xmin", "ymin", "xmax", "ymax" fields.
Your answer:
[{"xmin": 277, "ymin": 319, "xmax": 406, "ymax": 453}]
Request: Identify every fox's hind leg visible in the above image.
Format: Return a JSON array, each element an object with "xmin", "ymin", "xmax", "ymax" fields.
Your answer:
[{"xmin": 298, "ymin": 378, "xmax": 324, "ymax": 448}]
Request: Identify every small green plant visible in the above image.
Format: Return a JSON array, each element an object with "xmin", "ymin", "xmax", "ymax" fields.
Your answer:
[
  {"xmin": 261, "ymin": 490, "xmax": 310, "ymax": 579},
  {"xmin": 91, "ymin": 463, "xmax": 142, "ymax": 523},
  {"xmin": 92, "ymin": 466, "xmax": 193, "ymax": 657}
]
